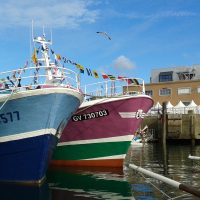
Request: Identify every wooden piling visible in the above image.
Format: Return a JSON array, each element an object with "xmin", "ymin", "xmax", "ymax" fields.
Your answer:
[{"xmin": 162, "ymin": 102, "xmax": 167, "ymax": 144}]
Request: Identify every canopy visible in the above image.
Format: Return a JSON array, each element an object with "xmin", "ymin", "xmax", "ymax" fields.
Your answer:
[
  {"xmin": 154, "ymin": 102, "xmax": 162, "ymax": 109},
  {"xmin": 174, "ymin": 101, "xmax": 185, "ymax": 108},
  {"xmin": 174, "ymin": 101, "xmax": 186, "ymax": 114},
  {"xmin": 166, "ymin": 101, "xmax": 174, "ymax": 108},
  {"xmin": 187, "ymin": 100, "xmax": 197, "ymax": 107}
]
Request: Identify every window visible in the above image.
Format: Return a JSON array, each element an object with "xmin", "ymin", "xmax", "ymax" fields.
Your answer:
[
  {"xmin": 159, "ymin": 71, "xmax": 173, "ymax": 82},
  {"xmin": 159, "ymin": 88, "xmax": 171, "ymax": 96},
  {"xmin": 178, "ymin": 88, "xmax": 191, "ymax": 95},
  {"xmin": 197, "ymin": 87, "xmax": 200, "ymax": 93},
  {"xmin": 145, "ymin": 90, "xmax": 153, "ymax": 96}
]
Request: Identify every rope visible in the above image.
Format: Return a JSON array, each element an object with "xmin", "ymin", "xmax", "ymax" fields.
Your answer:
[
  {"xmin": 138, "ymin": 171, "xmax": 172, "ymax": 199},
  {"xmin": 0, "ymin": 69, "xmax": 24, "ymax": 111},
  {"xmin": 0, "ymin": 90, "xmax": 14, "ymax": 111},
  {"xmin": 132, "ymin": 166, "xmax": 194, "ymax": 200}
]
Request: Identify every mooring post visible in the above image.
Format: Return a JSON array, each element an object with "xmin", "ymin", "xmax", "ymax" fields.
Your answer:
[
  {"xmin": 162, "ymin": 102, "xmax": 167, "ymax": 144},
  {"xmin": 188, "ymin": 111, "xmax": 195, "ymax": 146}
]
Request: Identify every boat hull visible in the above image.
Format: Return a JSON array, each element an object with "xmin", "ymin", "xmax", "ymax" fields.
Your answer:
[
  {"xmin": 0, "ymin": 88, "xmax": 83, "ymax": 183},
  {"xmin": 51, "ymin": 95, "xmax": 153, "ymax": 167}
]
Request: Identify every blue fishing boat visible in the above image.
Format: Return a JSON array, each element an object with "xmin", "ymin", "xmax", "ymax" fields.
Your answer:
[{"xmin": 0, "ymin": 33, "xmax": 84, "ymax": 184}]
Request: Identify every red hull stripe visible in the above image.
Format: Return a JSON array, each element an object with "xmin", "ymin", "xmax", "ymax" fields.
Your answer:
[{"xmin": 50, "ymin": 159, "xmax": 124, "ymax": 168}]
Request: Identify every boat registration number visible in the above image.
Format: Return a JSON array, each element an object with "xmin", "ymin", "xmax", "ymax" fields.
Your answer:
[
  {"xmin": 0, "ymin": 111, "xmax": 20, "ymax": 124},
  {"xmin": 72, "ymin": 109, "xmax": 109, "ymax": 122}
]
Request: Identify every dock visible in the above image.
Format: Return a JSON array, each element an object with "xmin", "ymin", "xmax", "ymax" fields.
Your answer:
[{"xmin": 142, "ymin": 110, "xmax": 200, "ymax": 143}]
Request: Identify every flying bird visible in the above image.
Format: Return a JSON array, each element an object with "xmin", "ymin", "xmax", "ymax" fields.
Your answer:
[{"xmin": 96, "ymin": 31, "xmax": 111, "ymax": 40}]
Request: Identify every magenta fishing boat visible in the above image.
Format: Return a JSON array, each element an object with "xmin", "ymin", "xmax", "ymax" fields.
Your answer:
[{"xmin": 51, "ymin": 78, "xmax": 153, "ymax": 167}]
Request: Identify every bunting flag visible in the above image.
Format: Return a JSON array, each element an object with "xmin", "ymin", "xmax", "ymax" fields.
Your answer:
[
  {"xmin": 12, "ymin": 71, "xmax": 17, "ymax": 81},
  {"xmin": 45, "ymin": 52, "xmax": 140, "ymax": 84},
  {"xmin": 118, "ymin": 76, "xmax": 126, "ymax": 80},
  {"xmin": 32, "ymin": 48, "xmax": 37, "ymax": 64},
  {"xmin": 33, "ymin": 72, "xmax": 38, "ymax": 84},
  {"xmin": 75, "ymin": 63, "xmax": 84, "ymax": 74},
  {"xmin": 51, "ymin": 49, "xmax": 55, "ymax": 54},
  {"xmin": 127, "ymin": 78, "xmax": 139, "ymax": 85},
  {"xmin": 6, "ymin": 76, "xmax": 15, "ymax": 86},
  {"xmin": 56, "ymin": 54, "xmax": 61, "ymax": 60},
  {"xmin": 102, "ymin": 73, "xmax": 109, "ymax": 79},
  {"xmin": 86, "ymin": 68, "xmax": 92, "ymax": 76},
  {"xmin": 67, "ymin": 59, "xmax": 72, "ymax": 64},
  {"xmin": 55, "ymin": 59, "xmax": 58, "ymax": 65},
  {"xmin": 93, "ymin": 70, "xmax": 99, "ymax": 78},
  {"xmin": 62, "ymin": 57, "xmax": 67, "ymax": 63},
  {"xmin": 108, "ymin": 74, "xmax": 116, "ymax": 80}
]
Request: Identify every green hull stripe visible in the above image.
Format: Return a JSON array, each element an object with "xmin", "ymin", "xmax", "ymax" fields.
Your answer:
[{"xmin": 52, "ymin": 141, "xmax": 131, "ymax": 160}]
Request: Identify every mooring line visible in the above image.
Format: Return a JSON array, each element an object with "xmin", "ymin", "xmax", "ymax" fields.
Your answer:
[{"xmin": 128, "ymin": 163, "xmax": 200, "ymax": 199}]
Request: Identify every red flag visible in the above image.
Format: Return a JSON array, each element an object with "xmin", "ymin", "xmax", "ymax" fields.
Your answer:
[
  {"xmin": 102, "ymin": 73, "xmax": 109, "ymax": 79},
  {"xmin": 118, "ymin": 76, "xmax": 126, "ymax": 80}
]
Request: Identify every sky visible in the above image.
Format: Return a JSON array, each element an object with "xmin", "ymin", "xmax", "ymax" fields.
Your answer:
[{"xmin": 1, "ymin": 0, "xmax": 200, "ymax": 85}]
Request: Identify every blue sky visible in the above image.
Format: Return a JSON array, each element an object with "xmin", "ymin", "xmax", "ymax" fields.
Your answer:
[{"xmin": 1, "ymin": 0, "xmax": 200, "ymax": 85}]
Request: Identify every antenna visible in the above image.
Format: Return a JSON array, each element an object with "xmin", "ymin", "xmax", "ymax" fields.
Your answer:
[
  {"xmin": 42, "ymin": 25, "xmax": 45, "ymax": 37},
  {"xmin": 31, "ymin": 20, "xmax": 34, "ymax": 41},
  {"xmin": 50, "ymin": 28, "xmax": 53, "ymax": 44}
]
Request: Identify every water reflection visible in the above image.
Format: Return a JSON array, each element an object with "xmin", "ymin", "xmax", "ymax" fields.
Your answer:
[
  {"xmin": 0, "ymin": 181, "xmax": 50, "ymax": 200},
  {"xmin": 47, "ymin": 166, "xmax": 133, "ymax": 200},
  {"xmin": 125, "ymin": 143, "xmax": 200, "ymax": 199},
  {"xmin": 0, "ymin": 143, "xmax": 200, "ymax": 200}
]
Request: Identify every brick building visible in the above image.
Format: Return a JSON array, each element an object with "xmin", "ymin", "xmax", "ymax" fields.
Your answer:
[{"xmin": 144, "ymin": 65, "xmax": 200, "ymax": 106}]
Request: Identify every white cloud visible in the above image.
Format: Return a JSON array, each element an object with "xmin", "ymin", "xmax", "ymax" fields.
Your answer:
[
  {"xmin": 112, "ymin": 55, "xmax": 136, "ymax": 71},
  {"xmin": 0, "ymin": 0, "xmax": 99, "ymax": 28}
]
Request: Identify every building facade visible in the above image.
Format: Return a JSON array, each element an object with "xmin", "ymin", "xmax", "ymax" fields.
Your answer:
[{"xmin": 145, "ymin": 65, "xmax": 200, "ymax": 106}]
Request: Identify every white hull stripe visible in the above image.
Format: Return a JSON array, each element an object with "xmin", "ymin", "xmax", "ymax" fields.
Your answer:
[
  {"xmin": 58, "ymin": 135, "xmax": 133, "ymax": 146},
  {"xmin": 0, "ymin": 128, "xmax": 57, "ymax": 143},
  {"xmin": 0, "ymin": 88, "xmax": 83, "ymax": 104},
  {"xmin": 84, "ymin": 154, "xmax": 126, "ymax": 160},
  {"xmin": 80, "ymin": 94, "xmax": 151, "ymax": 108},
  {"xmin": 119, "ymin": 111, "xmax": 146, "ymax": 119}
]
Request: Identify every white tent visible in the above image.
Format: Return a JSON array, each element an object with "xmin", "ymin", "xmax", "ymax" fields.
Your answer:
[
  {"xmin": 154, "ymin": 102, "xmax": 162, "ymax": 109},
  {"xmin": 187, "ymin": 100, "xmax": 197, "ymax": 107},
  {"xmin": 186, "ymin": 100, "xmax": 198, "ymax": 113},
  {"xmin": 196, "ymin": 105, "xmax": 200, "ymax": 114},
  {"xmin": 166, "ymin": 101, "xmax": 174, "ymax": 113},
  {"xmin": 174, "ymin": 101, "xmax": 186, "ymax": 114},
  {"xmin": 148, "ymin": 102, "xmax": 162, "ymax": 115}
]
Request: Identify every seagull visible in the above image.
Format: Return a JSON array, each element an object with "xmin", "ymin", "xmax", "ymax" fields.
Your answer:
[{"xmin": 96, "ymin": 31, "xmax": 111, "ymax": 40}]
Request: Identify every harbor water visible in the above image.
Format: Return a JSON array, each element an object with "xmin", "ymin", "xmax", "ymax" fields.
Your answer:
[{"xmin": 1, "ymin": 142, "xmax": 200, "ymax": 200}]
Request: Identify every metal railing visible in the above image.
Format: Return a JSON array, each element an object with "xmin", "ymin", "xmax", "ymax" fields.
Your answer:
[
  {"xmin": 0, "ymin": 65, "xmax": 80, "ymax": 94},
  {"xmin": 83, "ymin": 77, "xmax": 145, "ymax": 101}
]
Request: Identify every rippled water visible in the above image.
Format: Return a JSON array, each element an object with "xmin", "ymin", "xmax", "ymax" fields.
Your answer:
[
  {"xmin": 125, "ymin": 143, "xmax": 200, "ymax": 199},
  {"xmin": 1, "ymin": 143, "xmax": 200, "ymax": 200}
]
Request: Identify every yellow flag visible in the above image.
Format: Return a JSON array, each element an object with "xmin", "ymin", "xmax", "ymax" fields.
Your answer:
[
  {"xmin": 92, "ymin": 70, "xmax": 99, "ymax": 78},
  {"xmin": 32, "ymin": 48, "xmax": 37, "ymax": 64},
  {"xmin": 56, "ymin": 54, "xmax": 61, "ymax": 60}
]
